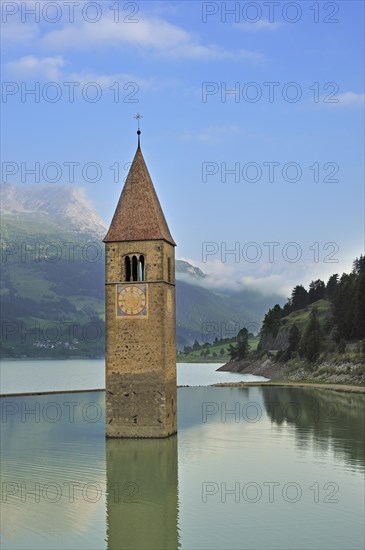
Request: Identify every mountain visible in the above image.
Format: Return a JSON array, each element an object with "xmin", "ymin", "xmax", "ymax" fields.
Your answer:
[
  {"xmin": 175, "ymin": 280, "xmax": 283, "ymax": 348},
  {"xmin": 0, "ymin": 184, "xmax": 284, "ymax": 357},
  {"xmin": 1, "ymin": 184, "xmax": 106, "ymax": 237},
  {"xmin": 175, "ymin": 260, "xmax": 206, "ymax": 279}
]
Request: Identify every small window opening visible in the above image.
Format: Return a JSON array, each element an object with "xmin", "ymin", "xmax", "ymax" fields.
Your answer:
[
  {"xmin": 167, "ymin": 257, "xmax": 172, "ymax": 282},
  {"xmin": 139, "ymin": 255, "xmax": 145, "ymax": 281},
  {"xmin": 125, "ymin": 256, "xmax": 131, "ymax": 281}
]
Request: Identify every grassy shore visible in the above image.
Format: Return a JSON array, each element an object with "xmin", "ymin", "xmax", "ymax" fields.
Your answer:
[
  {"xmin": 218, "ymin": 350, "xmax": 364, "ymax": 386},
  {"xmin": 177, "ymin": 337, "xmax": 259, "ymax": 363}
]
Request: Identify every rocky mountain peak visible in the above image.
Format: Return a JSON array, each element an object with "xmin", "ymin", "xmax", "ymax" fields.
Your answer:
[{"xmin": 1, "ymin": 184, "xmax": 107, "ymax": 236}]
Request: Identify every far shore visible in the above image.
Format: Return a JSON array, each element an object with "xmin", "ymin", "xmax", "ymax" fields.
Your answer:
[
  {"xmin": 212, "ymin": 380, "xmax": 365, "ymax": 394},
  {"xmin": 1, "ymin": 379, "xmax": 364, "ymax": 398}
]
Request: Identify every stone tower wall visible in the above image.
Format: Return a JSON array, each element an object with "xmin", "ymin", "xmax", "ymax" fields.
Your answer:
[{"xmin": 105, "ymin": 239, "xmax": 177, "ymax": 437}]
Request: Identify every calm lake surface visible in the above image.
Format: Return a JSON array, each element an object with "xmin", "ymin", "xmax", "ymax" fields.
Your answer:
[
  {"xmin": 1, "ymin": 365, "xmax": 364, "ymax": 549},
  {"xmin": 0, "ymin": 360, "xmax": 268, "ymax": 394}
]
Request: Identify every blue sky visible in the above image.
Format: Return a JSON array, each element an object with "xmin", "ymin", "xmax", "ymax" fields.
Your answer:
[{"xmin": 2, "ymin": 0, "xmax": 364, "ymax": 296}]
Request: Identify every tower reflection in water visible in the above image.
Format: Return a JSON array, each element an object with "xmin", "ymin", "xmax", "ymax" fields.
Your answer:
[{"xmin": 106, "ymin": 435, "xmax": 180, "ymax": 550}]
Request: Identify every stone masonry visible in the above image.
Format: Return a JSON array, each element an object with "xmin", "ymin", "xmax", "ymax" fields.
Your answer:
[{"xmin": 103, "ymin": 140, "xmax": 177, "ymax": 438}]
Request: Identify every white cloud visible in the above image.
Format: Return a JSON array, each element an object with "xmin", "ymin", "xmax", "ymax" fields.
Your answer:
[
  {"xmin": 1, "ymin": 19, "xmax": 39, "ymax": 46},
  {"xmin": 66, "ymin": 70, "xmax": 178, "ymax": 92},
  {"xmin": 41, "ymin": 14, "xmax": 263, "ymax": 61},
  {"xmin": 2, "ymin": 5, "xmax": 263, "ymax": 62},
  {"xmin": 319, "ymin": 91, "xmax": 365, "ymax": 107},
  {"xmin": 199, "ymin": 261, "xmax": 292, "ymax": 295},
  {"xmin": 177, "ymin": 254, "xmax": 355, "ymax": 297},
  {"xmin": 238, "ymin": 274, "xmax": 291, "ymax": 295},
  {"xmin": 5, "ymin": 55, "xmax": 179, "ymax": 92},
  {"xmin": 177, "ymin": 257, "xmax": 283, "ymax": 294},
  {"xmin": 234, "ymin": 20, "xmax": 284, "ymax": 32},
  {"xmin": 6, "ymin": 55, "xmax": 66, "ymax": 80}
]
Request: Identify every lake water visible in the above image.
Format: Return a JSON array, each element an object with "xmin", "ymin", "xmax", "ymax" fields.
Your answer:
[
  {"xmin": 1, "ymin": 365, "xmax": 364, "ymax": 549},
  {"xmin": 0, "ymin": 360, "xmax": 268, "ymax": 395}
]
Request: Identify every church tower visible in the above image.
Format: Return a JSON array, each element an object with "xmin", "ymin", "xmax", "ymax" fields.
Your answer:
[{"xmin": 103, "ymin": 126, "xmax": 177, "ymax": 438}]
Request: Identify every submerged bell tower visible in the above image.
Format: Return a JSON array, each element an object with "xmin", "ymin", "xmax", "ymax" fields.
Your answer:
[{"xmin": 103, "ymin": 122, "xmax": 177, "ymax": 438}]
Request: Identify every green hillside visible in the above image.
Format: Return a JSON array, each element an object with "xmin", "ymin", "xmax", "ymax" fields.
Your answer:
[
  {"xmin": 1, "ymin": 213, "xmax": 105, "ymax": 358},
  {"xmin": 1, "ymin": 211, "xmax": 284, "ymax": 358},
  {"xmin": 278, "ymin": 299, "xmax": 332, "ymax": 338},
  {"xmin": 177, "ymin": 335, "xmax": 259, "ymax": 363},
  {"xmin": 219, "ymin": 260, "xmax": 365, "ymax": 385},
  {"xmin": 258, "ymin": 260, "xmax": 365, "ymax": 356}
]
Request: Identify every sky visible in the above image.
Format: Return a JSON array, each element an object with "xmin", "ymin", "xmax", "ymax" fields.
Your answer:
[{"xmin": 2, "ymin": 0, "xmax": 364, "ymax": 297}]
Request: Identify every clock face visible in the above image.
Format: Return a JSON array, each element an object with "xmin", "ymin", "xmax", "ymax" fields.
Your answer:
[{"xmin": 116, "ymin": 284, "xmax": 147, "ymax": 317}]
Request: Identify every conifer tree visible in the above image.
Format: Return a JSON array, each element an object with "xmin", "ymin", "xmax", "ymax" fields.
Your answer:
[
  {"xmin": 288, "ymin": 324, "xmax": 301, "ymax": 352},
  {"xmin": 300, "ymin": 308, "xmax": 322, "ymax": 362},
  {"xmin": 229, "ymin": 328, "xmax": 249, "ymax": 360}
]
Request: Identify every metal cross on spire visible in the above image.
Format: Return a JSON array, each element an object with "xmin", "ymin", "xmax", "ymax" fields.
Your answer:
[
  {"xmin": 134, "ymin": 113, "xmax": 143, "ymax": 147},
  {"xmin": 134, "ymin": 112, "xmax": 143, "ymax": 129}
]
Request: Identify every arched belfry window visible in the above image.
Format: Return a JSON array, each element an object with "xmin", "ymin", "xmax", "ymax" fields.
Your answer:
[
  {"xmin": 125, "ymin": 256, "xmax": 131, "ymax": 282},
  {"xmin": 139, "ymin": 255, "xmax": 145, "ymax": 281},
  {"xmin": 124, "ymin": 254, "xmax": 145, "ymax": 282},
  {"xmin": 132, "ymin": 256, "xmax": 138, "ymax": 281}
]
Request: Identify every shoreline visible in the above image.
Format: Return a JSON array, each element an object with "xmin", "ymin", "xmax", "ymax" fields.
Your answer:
[
  {"xmin": 1, "ymin": 379, "xmax": 364, "ymax": 397},
  {"xmin": 217, "ymin": 354, "xmax": 365, "ymax": 387},
  {"xmin": 0, "ymin": 388, "xmax": 105, "ymax": 397},
  {"xmin": 212, "ymin": 380, "xmax": 365, "ymax": 394}
]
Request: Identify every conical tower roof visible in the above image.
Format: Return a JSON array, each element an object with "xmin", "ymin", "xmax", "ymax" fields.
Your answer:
[{"xmin": 103, "ymin": 142, "xmax": 176, "ymax": 245}]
